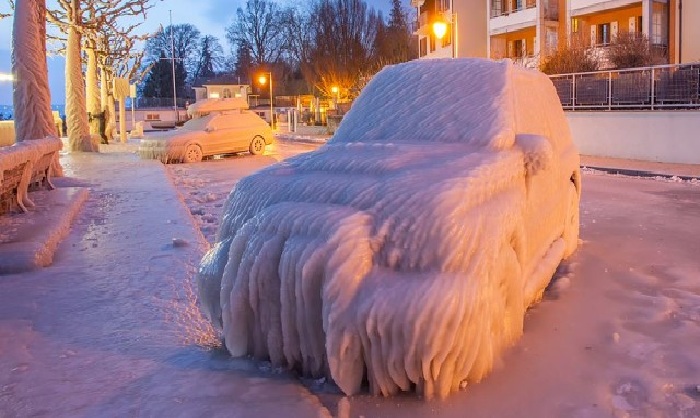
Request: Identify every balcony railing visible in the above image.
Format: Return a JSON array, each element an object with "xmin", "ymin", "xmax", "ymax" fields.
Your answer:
[
  {"xmin": 490, "ymin": 0, "xmax": 536, "ymax": 18},
  {"xmin": 549, "ymin": 63, "xmax": 700, "ymax": 110}
]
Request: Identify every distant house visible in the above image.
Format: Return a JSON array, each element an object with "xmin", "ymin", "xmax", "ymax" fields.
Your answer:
[{"xmin": 191, "ymin": 76, "xmax": 251, "ymax": 103}]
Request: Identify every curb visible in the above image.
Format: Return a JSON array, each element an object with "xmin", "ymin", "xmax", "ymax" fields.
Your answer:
[
  {"xmin": 0, "ymin": 187, "xmax": 89, "ymax": 274},
  {"xmin": 583, "ymin": 165, "xmax": 700, "ymax": 181}
]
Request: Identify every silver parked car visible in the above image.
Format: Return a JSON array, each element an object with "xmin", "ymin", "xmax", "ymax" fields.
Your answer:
[{"xmin": 139, "ymin": 110, "xmax": 274, "ymax": 163}]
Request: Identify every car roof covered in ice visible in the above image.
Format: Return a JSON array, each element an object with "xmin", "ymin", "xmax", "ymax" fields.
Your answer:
[
  {"xmin": 187, "ymin": 97, "xmax": 249, "ymax": 117},
  {"xmin": 331, "ymin": 58, "xmax": 562, "ymax": 150}
]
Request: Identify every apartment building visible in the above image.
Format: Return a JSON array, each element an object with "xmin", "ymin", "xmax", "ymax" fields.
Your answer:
[
  {"xmin": 414, "ymin": 0, "xmax": 699, "ymax": 66},
  {"xmin": 411, "ymin": 0, "xmax": 488, "ymax": 59}
]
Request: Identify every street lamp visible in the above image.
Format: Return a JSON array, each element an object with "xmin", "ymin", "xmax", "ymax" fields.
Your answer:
[
  {"xmin": 432, "ymin": 12, "xmax": 458, "ymax": 58},
  {"xmin": 258, "ymin": 72, "xmax": 273, "ymax": 129},
  {"xmin": 331, "ymin": 86, "xmax": 339, "ymax": 111},
  {"xmin": 0, "ymin": 73, "xmax": 13, "ymax": 82}
]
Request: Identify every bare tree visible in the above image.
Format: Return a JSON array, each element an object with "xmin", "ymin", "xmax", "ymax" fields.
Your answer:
[
  {"xmin": 608, "ymin": 31, "xmax": 666, "ymax": 69},
  {"xmin": 226, "ymin": 0, "xmax": 287, "ymax": 66},
  {"xmin": 12, "ymin": 0, "xmax": 55, "ymax": 142},
  {"xmin": 540, "ymin": 34, "xmax": 598, "ymax": 75},
  {"xmin": 144, "ymin": 24, "xmax": 201, "ymax": 81},
  {"xmin": 306, "ymin": 0, "xmax": 383, "ymax": 98},
  {"xmin": 47, "ymin": 0, "xmax": 155, "ymax": 152}
]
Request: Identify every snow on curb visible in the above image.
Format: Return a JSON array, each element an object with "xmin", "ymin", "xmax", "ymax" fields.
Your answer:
[
  {"xmin": 0, "ymin": 187, "xmax": 88, "ymax": 274},
  {"xmin": 275, "ymin": 133, "xmax": 331, "ymax": 144}
]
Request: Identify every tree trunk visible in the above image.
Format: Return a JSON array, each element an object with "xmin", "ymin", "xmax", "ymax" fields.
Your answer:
[
  {"xmin": 101, "ymin": 68, "xmax": 116, "ymax": 142},
  {"xmin": 11, "ymin": 0, "xmax": 56, "ymax": 142},
  {"xmin": 86, "ymin": 43, "xmax": 101, "ymax": 139},
  {"xmin": 66, "ymin": 21, "xmax": 97, "ymax": 152}
]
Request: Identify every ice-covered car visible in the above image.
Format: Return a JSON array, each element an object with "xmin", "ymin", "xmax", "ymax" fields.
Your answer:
[
  {"xmin": 197, "ymin": 59, "xmax": 580, "ymax": 400},
  {"xmin": 139, "ymin": 108, "xmax": 273, "ymax": 163}
]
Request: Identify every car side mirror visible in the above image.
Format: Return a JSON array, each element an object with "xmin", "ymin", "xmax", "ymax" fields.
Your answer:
[
  {"xmin": 515, "ymin": 134, "xmax": 553, "ymax": 177},
  {"xmin": 205, "ymin": 126, "xmax": 214, "ymax": 133}
]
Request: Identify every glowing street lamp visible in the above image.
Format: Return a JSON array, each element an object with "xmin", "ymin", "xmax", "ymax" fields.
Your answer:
[
  {"xmin": 258, "ymin": 72, "xmax": 273, "ymax": 129},
  {"xmin": 0, "ymin": 73, "xmax": 14, "ymax": 82},
  {"xmin": 432, "ymin": 21, "xmax": 448, "ymax": 40},
  {"xmin": 432, "ymin": 13, "xmax": 458, "ymax": 58},
  {"xmin": 331, "ymin": 86, "xmax": 339, "ymax": 110}
]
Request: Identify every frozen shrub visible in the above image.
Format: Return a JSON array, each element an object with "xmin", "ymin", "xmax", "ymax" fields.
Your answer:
[
  {"xmin": 540, "ymin": 35, "xmax": 598, "ymax": 75},
  {"xmin": 607, "ymin": 32, "xmax": 667, "ymax": 69}
]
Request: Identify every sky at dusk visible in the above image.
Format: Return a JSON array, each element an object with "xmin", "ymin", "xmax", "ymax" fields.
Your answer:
[{"xmin": 0, "ymin": 0, "xmax": 409, "ymax": 106}]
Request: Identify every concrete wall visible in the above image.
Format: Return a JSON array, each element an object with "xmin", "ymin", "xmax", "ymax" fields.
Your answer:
[{"xmin": 566, "ymin": 111, "xmax": 700, "ymax": 164}]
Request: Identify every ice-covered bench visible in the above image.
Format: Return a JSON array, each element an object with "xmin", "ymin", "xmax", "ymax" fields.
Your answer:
[{"xmin": 0, "ymin": 137, "xmax": 62, "ymax": 215}]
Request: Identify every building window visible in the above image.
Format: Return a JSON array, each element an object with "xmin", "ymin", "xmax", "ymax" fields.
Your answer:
[
  {"xmin": 597, "ymin": 23, "xmax": 610, "ymax": 45},
  {"xmin": 571, "ymin": 18, "xmax": 579, "ymax": 33},
  {"xmin": 513, "ymin": 39, "xmax": 525, "ymax": 58},
  {"xmin": 636, "ymin": 16, "xmax": 643, "ymax": 33},
  {"xmin": 512, "ymin": 0, "xmax": 522, "ymax": 11},
  {"xmin": 652, "ymin": 5, "xmax": 668, "ymax": 46},
  {"xmin": 145, "ymin": 114, "xmax": 160, "ymax": 121},
  {"xmin": 429, "ymin": 33, "xmax": 436, "ymax": 52},
  {"xmin": 419, "ymin": 37, "xmax": 428, "ymax": 57},
  {"xmin": 223, "ymin": 88, "xmax": 232, "ymax": 98},
  {"xmin": 443, "ymin": 24, "xmax": 452, "ymax": 47},
  {"xmin": 491, "ymin": 0, "xmax": 503, "ymax": 17}
]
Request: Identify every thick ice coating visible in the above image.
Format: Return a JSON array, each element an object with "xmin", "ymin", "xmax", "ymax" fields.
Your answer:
[{"xmin": 197, "ymin": 58, "xmax": 581, "ymax": 399}]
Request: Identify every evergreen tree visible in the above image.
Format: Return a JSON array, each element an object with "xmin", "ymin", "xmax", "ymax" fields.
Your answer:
[
  {"xmin": 194, "ymin": 35, "xmax": 224, "ymax": 79},
  {"xmin": 377, "ymin": 0, "xmax": 414, "ymax": 64},
  {"xmin": 233, "ymin": 40, "xmax": 254, "ymax": 84},
  {"xmin": 142, "ymin": 51, "xmax": 187, "ymax": 98}
]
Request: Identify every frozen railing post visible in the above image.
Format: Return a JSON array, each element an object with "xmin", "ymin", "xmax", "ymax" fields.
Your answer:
[{"xmin": 113, "ymin": 77, "xmax": 130, "ymax": 143}]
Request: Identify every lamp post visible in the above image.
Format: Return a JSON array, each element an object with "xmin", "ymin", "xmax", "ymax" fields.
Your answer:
[
  {"xmin": 169, "ymin": 10, "xmax": 178, "ymax": 123},
  {"xmin": 258, "ymin": 72, "xmax": 273, "ymax": 129},
  {"xmin": 432, "ymin": 11, "xmax": 458, "ymax": 58},
  {"xmin": 331, "ymin": 86, "xmax": 339, "ymax": 111}
]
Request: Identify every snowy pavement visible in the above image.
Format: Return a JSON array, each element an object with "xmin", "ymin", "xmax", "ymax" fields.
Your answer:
[
  {"xmin": 1, "ymin": 144, "xmax": 699, "ymax": 417},
  {"xmin": 0, "ymin": 152, "xmax": 330, "ymax": 418}
]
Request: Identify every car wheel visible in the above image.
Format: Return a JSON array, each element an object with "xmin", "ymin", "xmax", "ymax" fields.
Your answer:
[
  {"xmin": 184, "ymin": 144, "xmax": 203, "ymax": 163},
  {"xmin": 562, "ymin": 181, "xmax": 579, "ymax": 258},
  {"xmin": 249, "ymin": 136, "xmax": 266, "ymax": 155}
]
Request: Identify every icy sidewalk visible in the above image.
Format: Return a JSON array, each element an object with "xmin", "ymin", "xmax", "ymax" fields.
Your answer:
[{"xmin": 0, "ymin": 153, "xmax": 330, "ymax": 418}]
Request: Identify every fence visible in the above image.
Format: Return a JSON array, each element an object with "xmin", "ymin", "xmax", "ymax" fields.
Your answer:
[
  {"xmin": 135, "ymin": 97, "xmax": 188, "ymax": 109},
  {"xmin": 549, "ymin": 63, "xmax": 700, "ymax": 110}
]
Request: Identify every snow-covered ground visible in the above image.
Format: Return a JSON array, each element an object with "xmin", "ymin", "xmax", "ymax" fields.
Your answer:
[
  {"xmin": 1, "ymin": 146, "xmax": 699, "ymax": 417},
  {"xmin": 165, "ymin": 140, "xmax": 318, "ymax": 244},
  {"xmin": 168, "ymin": 141, "xmax": 700, "ymax": 417}
]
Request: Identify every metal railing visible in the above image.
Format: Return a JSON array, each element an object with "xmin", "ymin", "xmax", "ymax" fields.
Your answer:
[
  {"xmin": 136, "ymin": 97, "xmax": 188, "ymax": 109},
  {"xmin": 549, "ymin": 63, "xmax": 700, "ymax": 111},
  {"xmin": 490, "ymin": 0, "xmax": 536, "ymax": 18}
]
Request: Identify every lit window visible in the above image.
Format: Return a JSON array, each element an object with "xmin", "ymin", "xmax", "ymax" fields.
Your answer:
[
  {"xmin": 571, "ymin": 18, "xmax": 579, "ymax": 33},
  {"xmin": 598, "ymin": 23, "xmax": 610, "ymax": 45}
]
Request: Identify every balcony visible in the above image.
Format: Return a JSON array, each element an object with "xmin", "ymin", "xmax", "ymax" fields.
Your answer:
[
  {"xmin": 569, "ymin": 0, "xmax": 639, "ymax": 17},
  {"xmin": 489, "ymin": 5, "xmax": 537, "ymax": 35},
  {"xmin": 413, "ymin": 11, "xmax": 431, "ymax": 35}
]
